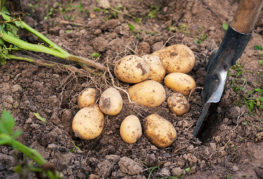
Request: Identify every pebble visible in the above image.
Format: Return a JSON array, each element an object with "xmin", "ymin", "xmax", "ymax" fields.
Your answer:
[
  {"xmin": 232, "ymin": 165, "xmax": 239, "ymax": 172},
  {"xmin": 118, "ymin": 157, "xmax": 143, "ymax": 175},
  {"xmin": 210, "ymin": 143, "xmax": 217, "ymax": 151},
  {"xmin": 171, "ymin": 167, "xmax": 185, "ymax": 176},
  {"xmin": 98, "ymin": 0, "xmax": 110, "ymax": 9},
  {"xmin": 89, "ymin": 174, "xmax": 100, "ymax": 179},
  {"xmin": 11, "ymin": 84, "xmax": 22, "ymax": 93},
  {"xmin": 152, "ymin": 41, "xmax": 163, "ymax": 52},
  {"xmin": 158, "ymin": 168, "xmax": 171, "ymax": 176},
  {"xmin": 150, "ymin": 145, "xmax": 158, "ymax": 150}
]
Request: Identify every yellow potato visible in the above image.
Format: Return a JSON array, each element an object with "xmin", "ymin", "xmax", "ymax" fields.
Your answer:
[
  {"xmin": 164, "ymin": 72, "xmax": 196, "ymax": 95},
  {"xmin": 144, "ymin": 114, "xmax": 177, "ymax": 148},
  {"xmin": 128, "ymin": 80, "xmax": 166, "ymax": 107},
  {"xmin": 153, "ymin": 44, "xmax": 195, "ymax": 73},
  {"xmin": 99, "ymin": 87, "xmax": 123, "ymax": 115},
  {"xmin": 114, "ymin": 55, "xmax": 150, "ymax": 83},
  {"xmin": 78, "ymin": 88, "xmax": 97, "ymax": 108},
  {"xmin": 120, "ymin": 115, "xmax": 142, "ymax": 144},
  {"xmin": 142, "ymin": 55, "xmax": 166, "ymax": 82},
  {"xmin": 167, "ymin": 93, "xmax": 190, "ymax": 116},
  {"xmin": 72, "ymin": 105, "xmax": 104, "ymax": 140}
]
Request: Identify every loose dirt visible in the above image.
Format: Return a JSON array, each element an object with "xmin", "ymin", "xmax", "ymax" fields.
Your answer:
[{"xmin": 0, "ymin": 0, "xmax": 263, "ymax": 178}]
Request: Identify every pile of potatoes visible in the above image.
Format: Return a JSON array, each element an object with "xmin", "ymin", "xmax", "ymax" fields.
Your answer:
[{"xmin": 72, "ymin": 44, "xmax": 196, "ymax": 148}]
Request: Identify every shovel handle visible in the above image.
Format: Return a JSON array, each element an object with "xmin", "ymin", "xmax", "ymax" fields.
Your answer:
[{"xmin": 232, "ymin": 0, "xmax": 263, "ymax": 33}]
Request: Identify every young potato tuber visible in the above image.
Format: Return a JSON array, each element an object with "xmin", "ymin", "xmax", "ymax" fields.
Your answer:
[
  {"xmin": 164, "ymin": 72, "xmax": 196, "ymax": 95},
  {"xmin": 128, "ymin": 80, "xmax": 166, "ymax": 107},
  {"xmin": 142, "ymin": 55, "xmax": 166, "ymax": 82},
  {"xmin": 99, "ymin": 87, "xmax": 123, "ymax": 115},
  {"xmin": 167, "ymin": 92, "xmax": 190, "ymax": 116},
  {"xmin": 78, "ymin": 88, "xmax": 97, "ymax": 108},
  {"xmin": 120, "ymin": 115, "xmax": 142, "ymax": 144},
  {"xmin": 114, "ymin": 55, "xmax": 150, "ymax": 83},
  {"xmin": 72, "ymin": 105, "xmax": 104, "ymax": 140},
  {"xmin": 153, "ymin": 44, "xmax": 195, "ymax": 73},
  {"xmin": 144, "ymin": 114, "xmax": 177, "ymax": 148}
]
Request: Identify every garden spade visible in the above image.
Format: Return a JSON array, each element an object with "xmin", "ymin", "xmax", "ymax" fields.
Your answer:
[{"xmin": 193, "ymin": 0, "xmax": 263, "ymax": 139}]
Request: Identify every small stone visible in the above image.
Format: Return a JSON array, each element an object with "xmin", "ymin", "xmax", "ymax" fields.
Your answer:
[
  {"xmin": 98, "ymin": 0, "xmax": 110, "ymax": 9},
  {"xmin": 210, "ymin": 143, "xmax": 217, "ymax": 151},
  {"xmin": 89, "ymin": 174, "xmax": 100, "ymax": 179},
  {"xmin": 171, "ymin": 167, "xmax": 185, "ymax": 176},
  {"xmin": 11, "ymin": 84, "xmax": 22, "ymax": 93},
  {"xmin": 209, "ymin": 26, "xmax": 216, "ymax": 31},
  {"xmin": 137, "ymin": 42, "xmax": 150, "ymax": 56},
  {"xmin": 214, "ymin": 136, "xmax": 221, "ymax": 143},
  {"xmin": 158, "ymin": 168, "xmax": 171, "ymax": 176},
  {"xmin": 4, "ymin": 95, "xmax": 14, "ymax": 104},
  {"xmin": 152, "ymin": 41, "xmax": 163, "ymax": 52},
  {"xmin": 118, "ymin": 157, "xmax": 143, "ymax": 175},
  {"xmin": 232, "ymin": 165, "xmax": 239, "ymax": 172},
  {"xmin": 151, "ymin": 145, "xmax": 158, "ymax": 150}
]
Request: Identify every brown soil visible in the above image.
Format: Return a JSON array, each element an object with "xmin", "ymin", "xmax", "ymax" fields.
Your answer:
[{"xmin": 0, "ymin": 0, "xmax": 263, "ymax": 178}]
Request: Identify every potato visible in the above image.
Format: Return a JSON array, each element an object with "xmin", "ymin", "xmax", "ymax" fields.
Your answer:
[
  {"xmin": 99, "ymin": 87, "xmax": 123, "ymax": 115},
  {"xmin": 167, "ymin": 93, "xmax": 190, "ymax": 116},
  {"xmin": 153, "ymin": 44, "xmax": 195, "ymax": 73},
  {"xmin": 78, "ymin": 88, "xmax": 97, "ymax": 108},
  {"xmin": 164, "ymin": 72, "xmax": 196, "ymax": 95},
  {"xmin": 142, "ymin": 55, "xmax": 166, "ymax": 82},
  {"xmin": 120, "ymin": 115, "xmax": 142, "ymax": 144},
  {"xmin": 128, "ymin": 80, "xmax": 166, "ymax": 107},
  {"xmin": 114, "ymin": 55, "xmax": 150, "ymax": 83},
  {"xmin": 72, "ymin": 105, "xmax": 104, "ymax": 140},
  {"xmin": 144, "ymin": 114, "xmax": 177, "ymax": 148}
]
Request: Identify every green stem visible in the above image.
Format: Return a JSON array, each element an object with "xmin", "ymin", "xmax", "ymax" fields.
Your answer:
[
  {"xmin": 20, "ymin": 21, "xmax": 69, "ymax": 55},
  {"xmin": 0, "ymin": 12, "xmax": 68, "ymax": 55},
  {"xmin": 7, "ymin": 54, "xmax": 55, "ymax": 67},
  {"xmin": 0, "ymin": 32, "xmax": 67, "ymax": 59}
]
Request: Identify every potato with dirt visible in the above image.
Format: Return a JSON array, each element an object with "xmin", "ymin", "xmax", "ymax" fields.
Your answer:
[
  {"xmin": 144, "ymin": 114, "xmax": 177, "ymax": 148},
  {"xmin": 72, "ymin": 104, "xmax": 104, "ymax": 140},
  {"xmin": 120, "ymin": 115, "xmax": 142, "ymax": 144},
  {"xmin": 99, "ymin": 87, "xmax": 123, "ymax": 115},
  {"xmin": 167, "ymin": 92, "xmax": 190, "ymax": 116},
  {"xmin": 164, "ymin": 72, "xmax": 196, "ymax": 95},
  {"xmin": 142, "ymin": 54, "xmax": 166, "ymax": 82},
  {"xmin": 114, "ymin": 55, "xmax": 150, "ymax": 83},
  {"xmin": 128, "ymin": 80, "xmax": 166, "ymax": 107},
  {"xmin": 78, "ymin": 88, "xmax": 97, "ymax": 108},
  {"xmin": 153, "ymin": 44, "xmax": 195, "ymax": 73}
]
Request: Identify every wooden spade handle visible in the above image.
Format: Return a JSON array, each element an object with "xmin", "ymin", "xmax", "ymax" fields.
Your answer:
[{"xmin": 232, "ymin": 0, "xmax": 263, "ymax": 33}]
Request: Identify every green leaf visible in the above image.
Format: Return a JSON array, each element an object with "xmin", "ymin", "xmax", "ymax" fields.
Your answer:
[
  {"xmin": 12, "ymin": 130, "xmax": 22, "ymax": 139},
  {"xmin": 91, "ymin": 52, "xmax": 100, "ymax": 58},
  {"xmin": 254, "ymin": 45, "xmax": 263, "ymax": 50},
  {"xmin": 185, "ymin": 167, "xmax": 191, "ymax": 172},
  {"xmin": 34, "ymin": 113, "xmax": 47, "ymax": 123},
  {"xmin": 259, "ymin": 97, "xmax": 263, "ymax": 102},
  {"xmin": 0, "ymin": 109, "xmax": 15, "ymax": 135},
  {"xmin": 259, "ymin": 60, "xmax": 263, "ymax": 66},
  {"xmin": 128, "ymin": 23, "xmax": 135, "ymax": 31},
  {"xmin": 222, "ymin": 23, "xmax": 229, "ymax": 31}
]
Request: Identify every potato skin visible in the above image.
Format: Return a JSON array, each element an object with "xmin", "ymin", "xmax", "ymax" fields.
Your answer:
[
  {"xmin": 167, "ymin": 93, "xmax": 190, "ymax": 116},
  {"xmin": 153, "ymin": 44, "xmax": 195, "ymax": 73},
  {"xmin": 164, "ymin": 72, "xmax": 196, "ymax": 95},
  {"xmin": 128, "ymin": 80, "xmax": 166, "ymax": 107},
  {"xmin": 142, "ymin": 55, "xmax": 166, "ymax": 82},
  {"xmin": 144, "ymin": 114, "xmax": 177, "ymax": 148},
  {"xmin": 120, "ymin": 115, "xmax": 142, "ymax": 144},
  {"xmin": 78, "ymin": 88, "xmax": 97, "ymax": 108},
  {"xmin": 114, "ymin": 55, "xmax": 150, "ymax": 83},
  {"xmin": 99, "ymin": 87, "xmax": 123, "ymax": 115},
  {"xmin": 72, "ymin": 105, "xmax": 104, "ymax": 140}
]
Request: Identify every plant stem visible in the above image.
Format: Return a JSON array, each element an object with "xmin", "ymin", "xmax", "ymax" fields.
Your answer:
[
  {"xmin": 68, "ymin": 55, "xmax": 106, "ymax": 71},
  {"xmin": 7, "ymin": 54, "xmax": 54, "ymax": 67},
  {"xmin": 20, "ymin": 21, "xmax": 69, "ymax": 55},
  {"xmin": 0, "ymin": 32, "xmax": 67, "ymax": 58}
]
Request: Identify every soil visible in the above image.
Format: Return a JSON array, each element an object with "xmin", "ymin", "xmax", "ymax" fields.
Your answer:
[{"xmin": 0, "ymin": 0, "xmax": 263, "ymax": 178}]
